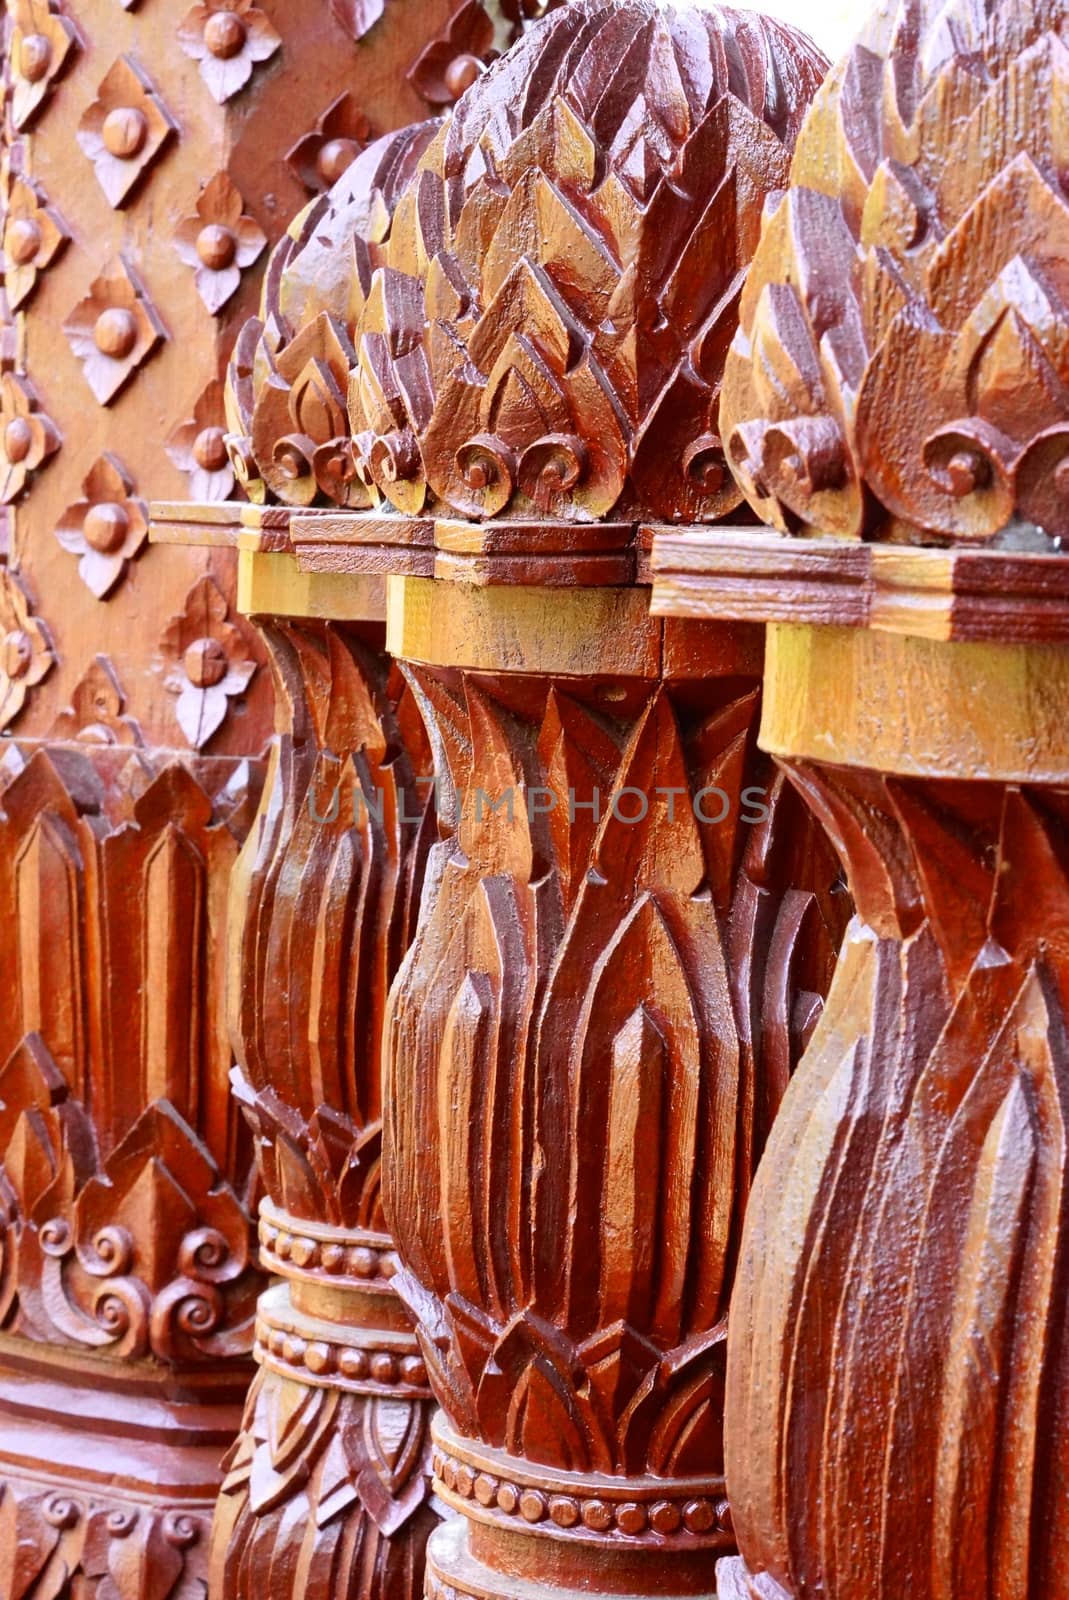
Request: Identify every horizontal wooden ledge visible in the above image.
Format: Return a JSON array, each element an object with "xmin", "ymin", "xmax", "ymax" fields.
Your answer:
[
  {"xmin": 149, "ymin": 500, "xmax": 295, "ymax": 552},
  {"xmin": 237, "ymin": 549, "xmax": 386, "ymax": 623},
  {"xmin": 650, "ymin": 527, "xmax": 1069, "ymax": 644},
  {"xmin": 151, "ymin": 503, "xmax": 658, "ymax": 585}
]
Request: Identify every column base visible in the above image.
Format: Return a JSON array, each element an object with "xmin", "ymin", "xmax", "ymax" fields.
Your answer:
[
  {"xmin": 0, "ymin": 1332, "xmax": 247, "ymax": 1595},
  {"xmin": 426, "ymin": 1416, "xmax": 732, "ymax": 1600},
  {"xmin": 427, "ymin": 1513, "xmax": 722, "ymax": 1600},
  {"xmin": 211, "ymin": 1213, "xmax": 438, "ymax": 1598}
]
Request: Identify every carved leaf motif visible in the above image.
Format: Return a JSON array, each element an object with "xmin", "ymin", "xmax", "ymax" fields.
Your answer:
[
  {"xmin": 330, "ymin": 0, "xmax": 385, "ymax": 42},
  {"xmin": 229, "ymin": 621, "xmax": 433, "ymax": 1227},
  {"xmin": 213, "ymin": 1365, "xmax": 435, "ymax": 1597},
  {"xmin": 385, "ymin": 672, "xmax": 842, "ymax": 1474},
  {"xmin": 233, "ymin": 5, "xmax": 824, "ymax": 518},
  {"xmin": 721, "ymin": 0, "xmax": 1069, "ymax": 547},
  {"xmin": 725, "ymin": 766, "xmax": 1069, "ymax": 1600},
  {"xmin": 231, "ymin": 122, "xmax": 439, "ymax": 509}
]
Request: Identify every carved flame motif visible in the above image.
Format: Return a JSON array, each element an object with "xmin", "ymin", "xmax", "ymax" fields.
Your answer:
[
  {"xmin": 225, "ymin": 122, "xmax": 440, "ymax": 509},
  {"xmin": 232, "ymin": 0, "xmax": 826, "ymax": 522},
  {"xmin": 0, "ymin": 750, "xmax": 263, "ymax": 1362},
  {"xmin": 385, "ymin": 673, "xmax": 841, "ymax": 1476},
  {"xmin": 216, "ymin": 621, "xmax": 438, "ymax": 1600},
  {"xmin": 348, "ymin": 0, "xmax": 827, "ymax": 524},
  {"xmin": 724, "ymin": 767, "xmax": 1069, "ymax": 1600},
  {"xmin": 214, "ymin": 1370, "xmax": 437, "ymax": 1594},
  {"xmin": 721, "ymin": 0, "xmax": 1069, "ymax": 546},
  {"xmin": 229, "ymin": 620, "xmax": 434, "ymax": 1228}
]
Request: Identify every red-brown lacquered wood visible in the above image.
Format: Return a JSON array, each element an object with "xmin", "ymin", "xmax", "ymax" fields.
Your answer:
[
  {"xmin": 648, "ymin": 2, "xmax": 1069, "ymax": 1596},
  {"xmin": 719, "ymin": 0, "xmax": 1069, "ymax": 552},
  {"xmin": 213, "ymin": 3, "xmax": 838, "ymax": 1597},
  {"xmin": 211, "ymin": 603, "xmax": 441, "ymax": 1600},
  {"xmin": 725, "ymin": 753, "xmax": 1069, "ymax": 1600},
  {"xmin": 0, "ymin": 2, "xmax": 527, "ymax": 1593},
  {"xmin": 0, "ymin": 739, "xmax": 262, "ymax": 1595},
  {"xmin": 381, "ymin": 636, "xmax": 844, "ymax": 1600},
  {"xmin": 236, "ymin": 10, "xmax": 842, "ymax": 1600}
]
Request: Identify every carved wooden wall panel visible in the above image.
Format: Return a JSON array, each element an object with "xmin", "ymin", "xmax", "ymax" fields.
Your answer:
[
  {"xmin": 0, "ymin": 743, "xmax": 262, "ymax": 1599},
  {"xmin": 2, "ymin": 0, "xmax": 479, "ymax": 750},
  {"xmin": 644, "ymin": 2, "xmax": 1069, "ymax": 1598}
]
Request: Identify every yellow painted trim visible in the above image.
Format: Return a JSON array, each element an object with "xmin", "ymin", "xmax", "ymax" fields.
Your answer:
[
  {"xmin": 386, "ymin": 577, "xmax": 662, "ymax": 677},
  {"xmin": 761, "ymin": 623, "xmax": 1069, "ymax": 782},
  {"xmin": 237, "ymin": 549, "xmax": 386, "ymax": 622}
]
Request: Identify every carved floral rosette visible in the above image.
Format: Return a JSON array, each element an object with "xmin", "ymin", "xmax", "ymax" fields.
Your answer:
[{"xmin": 210, "ymin": 613, "xmax": 440, "ymax": 1599}]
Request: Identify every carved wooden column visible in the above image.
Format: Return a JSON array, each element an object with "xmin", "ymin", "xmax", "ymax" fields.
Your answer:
[
  {"xmin": 0, "ymin": 0, "xmax": 553, "ymax": 1592},
  {"xmin": 146, "ymin": 30, "xmax": 566, "ymax": 1580},
  {"xmin": 271, "ymin": 9, "xmax": 841, "ymax": 1600},
  {"xmin": 152, "ymin": 497, "xmax": 444, "ymax": 1600},
  {"xmin": 200, "ymin": 532, "xmax": 440, "ymax": 1600},
  {"xmin": 380, "ymin": 598, "xmax": 843, "ymax": 1600},
  {"xmin": 648, "ymin": 3, "xmax": 1069, "ymax": 1596}
]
